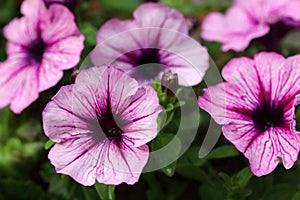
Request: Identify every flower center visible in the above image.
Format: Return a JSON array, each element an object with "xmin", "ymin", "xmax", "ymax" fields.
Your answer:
[
  {"xmin": 27, "ymin": 37, "xmax": 46, "ymax": 63},
  {"xmin": 123, "ymin": 48, "xmax": 164, "ymax": 80},
  {"xmin": 251, "ymin": 102, "xmax": 284, "ymax": 131},
  {"xmin": 136, "ymin": 48, "xmax": 161, "ymax": 66},
  {"xmin": 97, "ymin": 112, "xmax": 123, "ymax": 141}
]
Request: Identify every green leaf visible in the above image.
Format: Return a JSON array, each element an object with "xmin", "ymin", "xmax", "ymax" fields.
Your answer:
[
  {"xmin": 219, "ymin": 167, "xmax": 253, "ymax": 200},
  {"xmin": 165, "ymin": 104, "xmax": 174, "ymax": 112},
  {"xmin": 0, "ymin": 0, "xmax": 17, "ymax": 24},
  {"xmin": 261, "ymin": 184, "xmax": 298, "ymax": 200},
  {"xmin": 100, "ymin": 0, "xmax": 141, "ymax": 13},
  {"xmin": 0, "ymin": 107, "xmax": 11, "ymax": 143},
  {"xmin": 176, "ymin": 165, "xmax": 213, "ymax": 185},
  {"xmin": 151, "ymin": 133, "xmax": 181, "ymax": 154},
  {"xmin": 177, "ymin": 146, "xmax": 206, "ymax": 167},
  {"xmin": 161, "ymin": 0, "xmax": 231, "ymax": 16},
  {"xmin": 206, "ymin": 145, "xmax": 240, "ymax": 159},
  {"xmin": 143, "ymin": 173, "xmax": 166, "ymax": 200},
  {"xmin": 94, "ymin": 182, "xmax": 115, "ymax": 200},
  {"xmin": 82, "ymin": 186, "xmax": 100, "ymax": 200},
  {"xmin": 150, "ymin": 133, "xmax": 181, "ymax": 177},
  {"xmin": 173, "ymin": 101, "xmax": 185, "ymax": 109},
  {"xmin": 235, "ymin": 167, "xmax": 252, "ymax": 188},
  {"xmin": 292, "ymin": 192, "xmax": 300, "ymax": 200},
  {"xmin": 44, "ymin": 139, "xmax": 55, "ymax": 150},
  {"xmin": 161, "ymin": 161, "xmax": 177, "ymax": 177},
  {"xmin": 79, "ymin": 22, "xmax": 97, "ymax": 46}
]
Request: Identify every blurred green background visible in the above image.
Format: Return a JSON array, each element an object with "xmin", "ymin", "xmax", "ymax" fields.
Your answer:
[{"xmin": 1, "ymin": 0, "xmax": 300, "ymax": 199}]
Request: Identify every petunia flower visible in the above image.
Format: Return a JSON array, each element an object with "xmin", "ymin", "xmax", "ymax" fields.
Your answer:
[
  {"xmin": 0, "ymin": 0, "xmax": 84, "ymax": 113},
  {"xmin": 91, "ymin": 2, "xmax": 209, "ymax": 86},
  {"xmin": 201, "ymin": 0, "xmax": 300, "ymax": 52},
  {"xmin": 42, "ymin": 66, "xmax": 162, "ymax": 185},
  {"xmin": 198, "ymin": 52, "xmax": 300, "ymax": 176}
]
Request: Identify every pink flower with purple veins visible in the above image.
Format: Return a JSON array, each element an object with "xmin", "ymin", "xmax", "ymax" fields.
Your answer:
[
  {"xmin": 201, "ymin": 0, "xmax": 300, "ymax": 52},
  {"xmin": 198, "ymin": 52, "xmax": 300, "ymax": 176},
  {"xmin": 42, "ymin": 66, "xmax": 162, "ymax": 185},
  {"xmin": 91, "ymin": 2, "xmax": 209, "ymax": 86},
  {"xmin": 0, "ymin": 0, "xmax": 84, "ymax": 113}
]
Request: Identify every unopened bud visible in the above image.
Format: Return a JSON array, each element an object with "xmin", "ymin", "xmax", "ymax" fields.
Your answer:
[{"xmin": 161, "ymin": 71, "xmax": 178, "ymax": 97}]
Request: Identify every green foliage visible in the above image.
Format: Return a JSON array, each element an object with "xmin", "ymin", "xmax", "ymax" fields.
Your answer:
[
  {"xmin": 40, "ymin": 163, "xmax": 99, "ymax": 200},
  {"xmin": 0, "ymin": 179, "xmax": 46, "ymax": 200},
  {"xmin": 206, "ymin": 145, "xmax": 240, "ymax": 159},
  {"xmin": 44, "ymin": 139, "xmax": 55, "ymax": 150},
  {"xmin": 150, "ymin": 133, "xmax": 181, "ymax": 177},
  {"xmin": 99, "ymin": 0, "xmax": 141, "ymax": 13},
  {"xmin": 79, "ymin": 22, "xmax": 98, "ymax": 46},
  {"xmin": 94, "ymin": 183, "xmax": 115, "ymax": 200},
  {"xmin": 160, "ymin": 0, "xmax": 232, "ymax": 16},
  {"xmin": 219, "ymin": 167, "xmax": 253, "ymax": 200},
  {"xmin": 261, "ymin": 184, "xmax": 299, "ymax": 200}
]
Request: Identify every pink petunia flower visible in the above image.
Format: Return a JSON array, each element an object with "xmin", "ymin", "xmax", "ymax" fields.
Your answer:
[
  {"xmin": 0, "ymin": 0, "xmax": 84, "ymax": 113},
  {"xmin": 201, "ymin": 0, "xmax": 300, "ymax": 52},
  {"xmin": 91, "ymin": 2, "xmax": 209, "ymax": 86},
  {"xmin": 198, "ymin": 52, "xmax": 300, "ymax": 176},
  {"xmin": 42, "ymin": 66, "xmax": 162, "ymax": 185}
]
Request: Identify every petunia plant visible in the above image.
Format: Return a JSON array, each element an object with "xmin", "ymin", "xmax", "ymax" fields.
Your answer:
[
  {"xmin": 198, "ymin": 52, "xmax": 300, "ymax": 176},
  {"xmin": 201, "ymin": 0, "xmax": 300, "ymax": 52},
  {"xmin": 0, "ymin": 0, "xmax": 84, "ymax": 113},
  {"xmin": 1, "ymin": 0, "xmax": 300, "ymax": 199},
  {"xmin": 43, "ymin": 65, "xmax": 162, "ymax": 185}
]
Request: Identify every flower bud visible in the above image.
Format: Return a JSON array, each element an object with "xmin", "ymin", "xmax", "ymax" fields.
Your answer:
[{"xmin": 161, "ymin": 71, "xmax": 178, "ymax": 97}]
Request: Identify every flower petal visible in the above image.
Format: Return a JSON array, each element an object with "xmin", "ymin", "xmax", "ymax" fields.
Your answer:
[
  {"xmin": 243, "ymin": 129, "xmax": 279, "ymax": 176},
  {"xmin": 95, "ymin": 19, "xmax": 138, "ymax": 43},
  {"xmin": 91, "ymin": 66, "xmax": 139, "ymax": 116},
  {"xmin": 38, "ymin": 60, "xmax": 63, "ymax": 92},
  {"xmin": 0, "ymin": 59, "xmax": 39, "ymax": 113},
  {"xmin": 92, "ymin": 3, "xmax": 207, "ymax": 86},
  {"xmin": 21, "ymin": 0, "xmax": 47, "ymax": 19},
  {"xmin": 93, "ymin": 27, "xmax": 166, "ymax": 69},
  {"xmin": 43, "ymin": 35, "xmax": 84, "ymax": 70},
  {"xmin": 121, "ymin": 86, "xmax": 162, "ymax": 146},
  {"xmin": 42, "ymin": 4, "xmax": 81, "ymax": 44},
  {"xmin": 133, "ymin": 2, "xmax": 188, "ymax": 33},
  {"xmin": 96, "ymin": 142, "xmax": 149, "ymax": 185},
  {"xmin": 221, "ymin": 56, "xmax": 262, "ymax": 108},
  {"xmin": 253, "ymin": 52, "xmax": 286, "ymax": 101},
  {"xmin": 3, "ymin": 17, "xmax": 38, "ymax": 46},
  {"xmin": 49, "ymin": 138, "xmax": 149, "ymax": 185},
  {"xmin": 198, "ymin": 83, "xmax": 253, "ymax": 125},
  {"xmin": 276, "ymin": 54, "xmax": 300, "ymax": 104},
  {"xmin": 43, "ymin": 85, "xmax": 100, "ymax": 143},
  {"xmin": 281, "ymin": 0, "xmax": 300, "ymax": 22},
  {"xmin": 43, "ymin": 66, "xmax": 161, "ymax": 185},
  {"xmin": 234, "ymin": 0, "xmax": 287, "ymax": 23},
  {"xmin": 158, "ymin": 30, "xmax": 209, "ymax": 86},
  {"xmin": 201, "ymin": 6, "xmax": 269, "ymax": 51},
  {"xmin": 48, "ymin": 135, "xmax": 101, "ymax": 186},
  {"xmin": 243, "ymin": 127, "xmax": 300, "ymax": 176}
]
